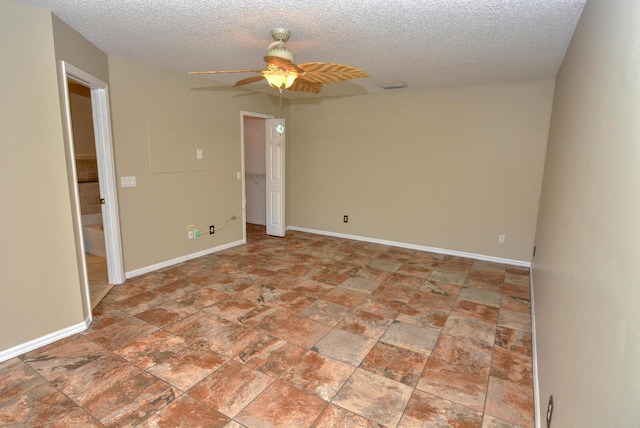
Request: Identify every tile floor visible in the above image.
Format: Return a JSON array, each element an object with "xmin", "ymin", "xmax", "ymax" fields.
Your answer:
[{"xmin": 0, "ymin": 224, "xmax": 534, "ymax": 427}]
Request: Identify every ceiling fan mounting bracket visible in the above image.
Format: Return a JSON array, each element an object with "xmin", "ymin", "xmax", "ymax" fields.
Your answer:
[{"xmin": 271, "ymin": 28, "xmax": 290, "ymax": 43}]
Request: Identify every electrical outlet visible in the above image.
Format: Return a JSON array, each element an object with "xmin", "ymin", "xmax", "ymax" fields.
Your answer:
[
  {"xmin": 186, "ymin": 224, "xmax": 195, "ymax": 231},
  {"xmin": 498, "ymin": 234, "xmax": 506, "ymax": 243},
  {"xmin": 546, "ymin": 395, "xmax": 554, "ymax": 427},
  {"xmin": 209, "ymin": 225, "xmax": 215, "ymax": 234},
  {"xmin": 188, "ymin": 230, "xmax": 194, "ymax": 239},
  {"xmin": 343, "ymin": 215, "xmax": 349, "ymax": 223}
]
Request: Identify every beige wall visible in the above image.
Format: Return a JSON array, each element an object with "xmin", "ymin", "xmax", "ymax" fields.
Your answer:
[
  {"xmin": 533, "ymin": 0, "xmax": 640, "ymax": 425},
  {"xmin": 108, "ymin": 57, "xmax": 282, "ymax": 272},
  {"xmin": 51, "ymin": 15, "xmax": 109, "ymax": 83},
  {"xmin": 0, "ymin": 1, "xmax": 84, "ymax": 351},
  {"xmin": 288, "ymin": 81, "xmax": 555, "ymax": 262}
]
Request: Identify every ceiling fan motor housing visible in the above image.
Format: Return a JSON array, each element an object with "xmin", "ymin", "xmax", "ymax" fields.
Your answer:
[
  {"xmin": 266, "ymin": 42, "xmax": 295, "ymax": 62},
  {"xmin": 267, "ymin": 28, "xmax": 295, "ymax": 62}
]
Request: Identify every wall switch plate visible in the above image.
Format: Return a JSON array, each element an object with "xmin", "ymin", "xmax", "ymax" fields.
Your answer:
[
  {"xmin": 498, "ymin": 234, "xmax": 506, "ymax": 243},
  {"xmin": 120, "ymin": 176, "xmax": 136, "ymax": 187},
  {"xmin": 343, "ymin": 215, "xmax": 349, "ymax": 223},
  {"xmin": 197, "ymin": 149, "xmax": 203, "ymax": 159},
  {"xmin": 187, "ymin": 230, "xmax": 194, "ymax": 239}
]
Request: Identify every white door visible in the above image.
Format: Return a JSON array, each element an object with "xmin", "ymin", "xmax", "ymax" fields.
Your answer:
[{"xmin": 265, "ymin": 118, "xmax": 285, "ymax": 237}]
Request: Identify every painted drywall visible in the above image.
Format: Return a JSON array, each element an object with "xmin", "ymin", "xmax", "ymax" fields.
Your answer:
[
  {"xmin": 288, "ymin": 81, "xmax": 554, "ymax": 262},
  {"xmin": 51, "ymin": 14, "xmax": 109, "ymax": 83},
  {"xmin": 108, "ymin": 57, "xmax": 283, "ymax": 272},
  {"xmin": 533, "ymin": 0, "xmax": 640, "ymax": 426},
  {"xmin": 0, "ymin": 1, "xmax": 84, "ymax": 352}
]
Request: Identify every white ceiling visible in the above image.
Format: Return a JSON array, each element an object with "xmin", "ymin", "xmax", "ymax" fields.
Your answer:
[{"xmin": 18, "ymin": 0, "xmax": 586, "ymax": 99}]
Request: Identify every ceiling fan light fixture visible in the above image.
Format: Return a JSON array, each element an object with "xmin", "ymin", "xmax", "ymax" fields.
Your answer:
[{"xmin": 263, "ymin": 68, "xmax": 298, "ymax": 90}]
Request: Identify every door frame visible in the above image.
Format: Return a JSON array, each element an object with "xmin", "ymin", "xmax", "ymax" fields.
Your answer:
[
  {"xmin": 60, "ymin": 61, "xmax": 125, "ymax": 321},
  {"xmin": 240, "ymin": 110, "xmax": 274, "ymax": 243}
]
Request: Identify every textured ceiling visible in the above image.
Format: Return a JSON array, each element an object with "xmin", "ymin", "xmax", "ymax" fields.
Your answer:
[{"xmin": 17, "ymin": 0, "xmax": 585, "ymax": 99}]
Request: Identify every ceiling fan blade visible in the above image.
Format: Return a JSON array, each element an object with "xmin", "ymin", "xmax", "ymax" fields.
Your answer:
[
  {"xmin": 188, "ymin": 69, "xmax": 264, "ymax": 75},
  {"xmin": 264, "ymin": 56, "xmax": 305, "ymax": 74},
  {"xmin": 288, "ymin": 78, "xmax": 323, "ymax": 94},
  {"xmin": 297, "ymin": 62, "xmax": 368, "ymax": 84},
  {"xmin": 233, "ymin": 75, "xmax": 266, "ymax": 87}
]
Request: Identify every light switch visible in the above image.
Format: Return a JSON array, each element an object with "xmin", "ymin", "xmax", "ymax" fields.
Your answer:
[
  {"xmin": 121, "ymin": 176, "xmax": 136, "ymax": 187},
  {"xmin": 197, "ymin": 149, "xmax": 203, "ymax": 159},
  {"xmin": 237, "ymin": 171, "xmax": 242, "ymax": 181}
]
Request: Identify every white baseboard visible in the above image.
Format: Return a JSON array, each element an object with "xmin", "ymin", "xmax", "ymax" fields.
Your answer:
[
  {"xmin": 125, "ymin": 239, "xmax": 245, "ymax": 279},
  {"xmin": 287, "ymin": 226, "xmax": 531, "ymax": 268},
  {"xmin": 0, "ymin": 318, "xmax": 90, "ymax": 363},
  {"xmin": 530, "ymin": 269, "xmax": 542, "ymax": 428}
]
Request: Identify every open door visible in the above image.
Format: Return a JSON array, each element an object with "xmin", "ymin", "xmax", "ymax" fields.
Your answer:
[
  {"xmin": 265, "ymin": 118, "xmax": 285, "ymax": 237},
  {"xmin": 60, "ymin": 61, "xmax": 125, "ymax": 322}
]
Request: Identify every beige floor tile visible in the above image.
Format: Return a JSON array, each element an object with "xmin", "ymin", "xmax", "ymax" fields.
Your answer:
[{"xmin": 332, "ymin": 368, "xmax": 413, "ymax": 427}]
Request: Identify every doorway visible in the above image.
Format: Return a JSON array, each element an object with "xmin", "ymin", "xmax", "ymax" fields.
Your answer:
[
  {"xmin": 60, "ymin": 62, "xmax": 124, "ymax": 321},
  {"xmin": 241, "ymin": 111, "xmax": 273, "ymax": 243},
  {"xmin": 239, "ymin": 111, "xmax": 286, "ymax": 243},
  {"xmin": 68, "ymin": 80, "xmax": 111, "ymax": 307},
  {"xmin": 244, "ymin": 116, "xmax": 267, "ymax": 227}
]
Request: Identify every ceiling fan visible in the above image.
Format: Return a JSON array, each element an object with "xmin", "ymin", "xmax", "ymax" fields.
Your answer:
[{"xmin": 189, "ymin": 28, "xmax": 368, "ymax": 94}]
